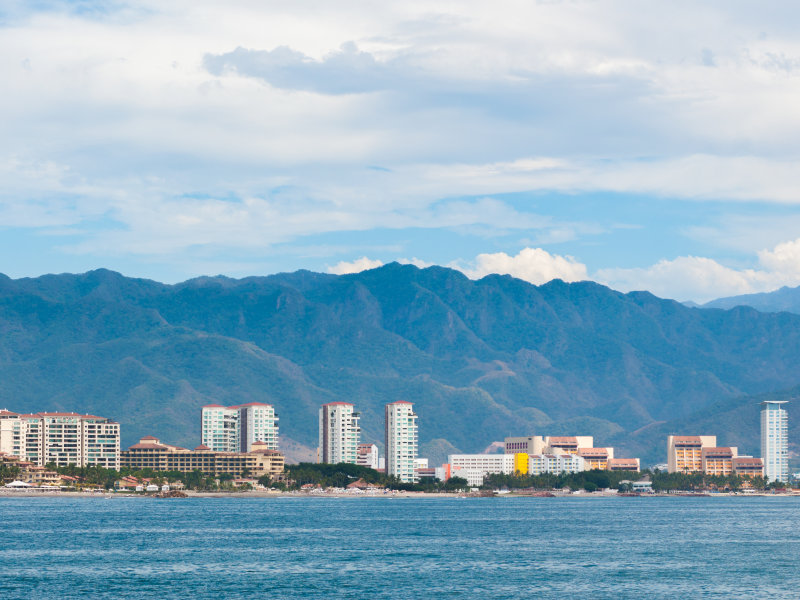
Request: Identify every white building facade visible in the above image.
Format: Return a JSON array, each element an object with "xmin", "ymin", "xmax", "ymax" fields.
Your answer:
[
  {"xmin": 447, "ymin": 453, "xmax": 516, "ymax": 486},
  {"xmin": 318, "ymin": 402, "xmax": 361, "ymax": 464},
  {"xmin": 385, "ymin": 401, "xmax": 418, "ymax": 483},
  {"xmin": 528, "ymin": 454, "xmax": 585, "ymax": 476},
  {"xmin": 0, "ymin": 410, "xmax": 120, "ymax": 469},
  {"xmin": 761, "ymin": 400, "xmax": 789, "ymax": 483},
  {"xmin": 202, "ymin": 403, "xmax": 279, "ymax": 453}
]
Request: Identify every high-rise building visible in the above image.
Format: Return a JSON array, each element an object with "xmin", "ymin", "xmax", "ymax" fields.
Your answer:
[
  {"xmin": 239, "ymin": 403, "xmax": 279, "ymax": 452},
  {"xmin": 761, "ymin": 400, "xmax": 789, "ymax": 483},
  {"xmin": 318, "ymin": 402, "xmax": 361, "ymax": 464},
  {"xmin": 201, "ymin": 403, "xmax": 279, "ymax": 452},
  {"xmin": 0, "ymin": 410, "xmax": 120, "ymax": 469},
  {"xmin": 385, "ymin": 401, "xmax": 418, "ymax": 483},
  {"xmin": 201, "ymin": 405, "xmax": 240, "ymax": 452}
]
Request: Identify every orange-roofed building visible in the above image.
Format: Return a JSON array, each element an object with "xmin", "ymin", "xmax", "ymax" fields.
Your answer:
[
  {"xmin": 667, "ymin": 435, "xmax": 717, "ymax": 473},
  {"xmin": 701, "ymin": 447, "xmax": 738, "ymax": 476},
  {"xmin": 121, "ymin": 435, "xmax": 284, "ymax": 478}
]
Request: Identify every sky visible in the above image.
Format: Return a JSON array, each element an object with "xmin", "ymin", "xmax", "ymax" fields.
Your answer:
[{"xmin": 2, "ymin": 1, "xmax": 800, "ymax": 302}]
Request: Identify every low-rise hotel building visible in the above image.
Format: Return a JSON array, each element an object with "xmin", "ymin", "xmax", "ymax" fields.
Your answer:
[
  {"xmin": 666, "ymin": 435, "xmax": 717, "ymax": 473},
  {"xmin": 0, "ymin": 410, "xmax": 119, "ymax": 469},
  {"xmin": 121, "ymin": 435, "xmax": 284, "ymax": 478},
  {"xmin": 505, "ymin": 434, "xmax": 638, "ymax": 473},
  {"xmin": 701, "ymin": 447, "xmax": 738, "ymax": 476},
  {"xmin": 356, "ymin": 443, "xmax": 379, "ymax": 470},
  {"xmin": 448, "ymin": 454, "xmax": 515, "ymax": 480},
  {"xmin": 528, "ymin": 453, "xmax": 585, "ymax": 476},
  {"xmin": 577, "ymin": 447, "xmax": 614, "ymax": 470},
  {"xmin": 607, "ymin": 458, "xmax": 640, "ymax": 472},
  {"xmin": 732, "ymin": 457, "xmax": 764, "ymax": 478},
  {"xmin": 504, "ymin": 435, "xmax": 594, "ymax": 455}
]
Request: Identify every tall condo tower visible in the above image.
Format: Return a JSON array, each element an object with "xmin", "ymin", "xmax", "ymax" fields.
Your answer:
[
  {"xmin": 761, "ymin": 400, "xmax": 789, "ymax": 483},
  {"xmin": 202, "ymin": 403, "xmax": 279, "ymax": 452},
  {"xmin": 318, "ymin": 402, "xmax": 361, "ymax": 464},
  {"xmin": 385, "ymin": 401, "xmax": 419, "ymax": 483}
]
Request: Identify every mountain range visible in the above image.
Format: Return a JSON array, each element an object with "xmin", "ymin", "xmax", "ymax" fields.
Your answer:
[
  {"xmin": 1, "ymin": 264, "xmax": 799, "ymax": 466},
  {"xmin": 704, "ymin": 285, "xmax": 800, "ymax": 315}
]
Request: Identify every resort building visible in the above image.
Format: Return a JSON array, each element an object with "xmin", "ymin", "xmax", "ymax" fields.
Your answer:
[
  {"xmin": 528, "ymin": 453, "xmax": 585, "ymax": 475},
  {"xmin": 732, "ymin": 457, "xmax": 764, "ymax": 478},
  {"xmin": 318, "ymin": 402, "xmax": 360, "ymax": 464},
  {"xmin": 504, "ymin": 434, "xmax": 637, "ymax": 473},
  {"xmin": 607, "ymin": 458, "xmax": 640, "ymax": 472},
  {"xmin": 356, "ymin": 443, "xmax": 379, "ymax": 470},
  {"xmin": 121, "ymin": 435, "xmax": 284, "ymax": 478},
  {"xmin": 448, "ymin": 454, "xmax": 515, "ymax": 484},
  {"xmin": 201, "ymin": 402, "xmax": 279, "ymax": 452},
  {"xmin": 504, "ymin": 435, "xmax": 594, "ymax": 455},
  {"xmin": 0, "ymin": 410, "xmax": 119, "ymax": 469},
  {"xmin": 666, "ymin": 435, "xmax": 717, "ymax": 473},
  {"xmin": 385, "ymin": 401, "xmax": 418, "ymax": 483},
  {"xmin": 701, "ymin": 447, "xmax": 738, "ymax": 476},
  {"xmin": 761, "ymin": 400, "xmax": 789, "ymax": 483},
  {"xmin": 577, "ymin": 447, "xmax": 614, "ymax": 470}
]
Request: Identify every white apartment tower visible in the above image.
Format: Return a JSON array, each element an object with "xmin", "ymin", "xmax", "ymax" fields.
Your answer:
[
  {"xmin": 318, "ymin": 402, "xmax": 361, "ymax": 464},
  {"xmin": 385, "ymin": 401, "xmax": 418, "ymax": 483},
  {"xmin": 0, "ymin": 410, "xmax": 120, "ymax": 469},
  {"xmin": 201, "ymin": 403, "xmax": 279, "ymax": 452},
  {"xmin": 761, "ymin": 400, "xmax": 789, "ymax": 483}
]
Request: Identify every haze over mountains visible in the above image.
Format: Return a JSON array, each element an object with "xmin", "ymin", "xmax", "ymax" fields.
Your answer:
[
  {"xmin": 1, "ymin": 264, "xmax": 799, "ymax": 466},
  {"xmin": 703, "ymin": 286, "xmax": 800, "ymax": 315}
]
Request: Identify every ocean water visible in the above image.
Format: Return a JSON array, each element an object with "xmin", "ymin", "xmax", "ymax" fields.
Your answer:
[{"xmin": 1, "ymin": 495, "xmax": 799, "ymax": 599}]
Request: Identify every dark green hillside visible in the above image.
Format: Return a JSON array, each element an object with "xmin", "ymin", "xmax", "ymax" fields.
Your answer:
[{"xmin": 1, "ymin": 263, "xmax": 799, "ymax": 464}]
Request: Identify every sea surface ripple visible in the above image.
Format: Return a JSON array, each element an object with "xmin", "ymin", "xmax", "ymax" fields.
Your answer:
[{"xmin": 1, "ymin": 495, "xmax": 798, "ymax": 599}]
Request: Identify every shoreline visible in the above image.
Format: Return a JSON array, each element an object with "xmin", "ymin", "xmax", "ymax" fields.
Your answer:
[{"xmin": 1, "ymin": 489, "xmax": 797, "ymax": 499}]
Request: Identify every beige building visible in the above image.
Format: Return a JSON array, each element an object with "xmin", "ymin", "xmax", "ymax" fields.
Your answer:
[
  {"xmin": 504, "ymin": 435, "xmax": 594, "ymax": 455},
  {"xmin": 0, "ymin": 410, "xmax": 120, "ymax": 469},
  {"xmin": 700, "ymin": 447, "xmax": 738, "ymax": 476},
  {"xmin": 732, "ymin": 457, "xmax": 764, "ymax": 478},
  {"xmin": 607, "ymin": 458, "xmax": 640, "ymax": 472},
  {"xmin": 666, "ymin": 435, "xmax": 717, "ymax": 473},
  {"xmin": 121, "ymin": 435, "xmax": 284, "ymax": 478},
  {"xmin": 577, "ymin": 447, "xmax": 615, "ymax": 470}
]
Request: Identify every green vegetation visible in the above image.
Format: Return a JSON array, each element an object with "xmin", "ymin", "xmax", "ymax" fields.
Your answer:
[
  {"xmin": 285, "ymin": 463, "xmax": 469, "ymax": 492},
  {"xmin": 482, "ymin": 469, "xmax": 773, "ymax": 492},
  {"xmin": 0, "ymin": 462, "xmax": 21, "ymax": 483}
]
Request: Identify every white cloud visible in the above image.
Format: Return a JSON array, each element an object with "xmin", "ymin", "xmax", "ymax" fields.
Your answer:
[
  {"xmin": 4, "ymin": 1, "xmax": 800, "ymax": 287},
  {"xmin": 596, "ymin": 257, "xmax": 769, "ymax": 303},
  {"xmin": 757, "ymin": 238, "xmax": 800, "ymax": 279},
  {"xmin": 448, "ymin": 237, "xmax": 800, "ymax": 303},
  {"xmin": 597, "ymin": 238, "xmax": 800, "ymax": 302},
  {"xmin": 456, "ymin": 247, "xmax": 589, "ymax": 285},
  {"xmin": 398, "ymin": 257, "xmax": 433, "ymax": 268},
  {"xmin": 327, "ymin": 256, "xmax": 384, "ymax": 275}
]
